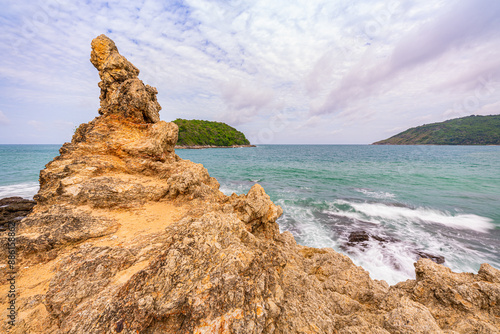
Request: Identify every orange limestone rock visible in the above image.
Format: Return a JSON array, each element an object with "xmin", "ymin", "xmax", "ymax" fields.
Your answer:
[
  {"xmin": 0, "ymin": 35, "xmax": 498, "ymax": 334},
  {"xmin": 90, "ymin": 34, "xmax": 160, "ymax": 123}
]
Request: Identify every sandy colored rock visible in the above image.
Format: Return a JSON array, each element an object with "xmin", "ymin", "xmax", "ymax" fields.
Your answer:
[
  {"xmin": 90, "ymin": 34, "xmax": 160, "ymax": 122},
  {"xmin": 1, "ymin": 35, "xmax": 499, "ymax": 334},
  {"xmin": 383, "ymin": 297, "xmax": 442, "ymax": 333}
]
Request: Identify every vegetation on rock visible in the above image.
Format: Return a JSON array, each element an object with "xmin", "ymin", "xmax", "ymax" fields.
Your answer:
[
  {"xmin": 373, "ymin": 114, "xmax": 500, "ymax": 145},
  {"xmin": 173, "ymin": 118, "xmax": 251, "ymax": 147}
]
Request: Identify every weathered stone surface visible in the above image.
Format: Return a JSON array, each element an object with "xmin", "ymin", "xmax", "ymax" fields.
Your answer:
[
  {"xmin": 90, "ymin": 34, "xmax": 160, "ymax": 122},
  {"xmin": 228, "ymin": 184, "xmax": 283, "ymax": 239},
  {"xmin": 383, "ymin": 297, "xmax": 442, "ymax": 333},
  {"xmin": 15, "ymin": 205, "xmax": 118, "ymax": 259},
  {"xmin": 1, "ymin": 35, "xmax": 498, "ymax": 334}
]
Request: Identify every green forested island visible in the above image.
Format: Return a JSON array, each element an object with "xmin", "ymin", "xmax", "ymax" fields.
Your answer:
[
  {"xmin": 373, "ymin": 115, "xmax": 500, "ymax": 145},
  {"xmin": 173, "ymin": 119, "xmax": 253, "ymax": 148}
]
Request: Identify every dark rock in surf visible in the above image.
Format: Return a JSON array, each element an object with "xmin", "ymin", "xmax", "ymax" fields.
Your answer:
[
  {"xmin": 346, "ymin": 230, "xmax": 399, "ymax": 248},
  {"xmin": 415, "ymin": 250, "xmax": 445, "ymax": 264},
  {"xmin": 0, "ymin": 197, "xmax": 36, "ymax": 232},
  {"xmin": 347, "ymin": 230, "xmax": 370, "ymax": 244},
  {"xmin": 345, "ymin": 230, "xmax": 445, "ymax": 264}
]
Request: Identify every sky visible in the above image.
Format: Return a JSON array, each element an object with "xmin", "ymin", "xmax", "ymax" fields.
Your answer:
[{"xmin": 0, "ymin": 0, "xmax": 499, "ymax": 144}]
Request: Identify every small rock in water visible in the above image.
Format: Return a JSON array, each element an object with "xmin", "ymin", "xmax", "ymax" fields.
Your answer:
[
  {"xmin": 415, "ymin": 250, "xmax": 445, "ymax": 264},
  {"xmin": 345, "ymin": 230, "xmax": 445, "ymax": 264},
  {"xmin": 348, "ymin": 230, "xmax": 370, "ymax": 244},
  {"xmin": 345, "ymin": 230, "xmax": 399, "ymax": 248}
]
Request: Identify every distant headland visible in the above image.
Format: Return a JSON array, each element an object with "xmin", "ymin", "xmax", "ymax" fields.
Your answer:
[
  {"xmin": 173, "ymin": 118, "xmax": 255, "ymax": 149},
  {"xmin": 373, "ymin": 114, "xmax": 500, "ymax": 145}
]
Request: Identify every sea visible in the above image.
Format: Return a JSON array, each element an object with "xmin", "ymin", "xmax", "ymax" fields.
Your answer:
[{"xmin": 1, "ymin": 144, "xmax": 499, "ymax": 285}]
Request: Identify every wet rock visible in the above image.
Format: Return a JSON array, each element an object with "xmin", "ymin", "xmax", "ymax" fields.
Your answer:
[
  {"xmin": 0, "ymin": 197, "xmax": 35, "ymax": 231},
  {"xmin": 348, "ymin": 230, "xmax": 371, "ymax": 244},
  {"xmin": 415, "ymin": 250, "xmax": 445, "ymax": 264},
  {"xmin": 346, "ymin": 230, "xmax": 400, "ymax": 248},
  {"xmin": 345, "ymin": 230, "xmax": 445, "ymax": 265}
]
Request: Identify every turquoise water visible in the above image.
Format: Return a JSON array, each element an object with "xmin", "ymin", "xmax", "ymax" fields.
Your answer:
[
  {"xmin": 1, "ymin": 144, "xmax": 499, "ymax": 284},
  {"xmin": 0, "ymin": 145, "xmax": 59, "ymax": 198}
]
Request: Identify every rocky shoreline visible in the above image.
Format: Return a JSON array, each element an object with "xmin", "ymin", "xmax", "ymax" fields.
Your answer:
[
  {"xmin": 0, "ymin": 35, "xmax": 498, "ymax": 333},
  {"xmin": 175, "ymin": 144, "xmax": 256, "ymax": 149}
]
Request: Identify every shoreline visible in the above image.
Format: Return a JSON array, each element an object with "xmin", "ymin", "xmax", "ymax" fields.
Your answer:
[{"xmin": 175, "ymin": 144, "xmax": 256, "ymax": 149}]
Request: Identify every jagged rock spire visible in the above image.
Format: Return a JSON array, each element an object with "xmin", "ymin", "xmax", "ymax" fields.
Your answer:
[{"xmin": 90, "ymin": 34, "xmax": 161, "ymax": 123}]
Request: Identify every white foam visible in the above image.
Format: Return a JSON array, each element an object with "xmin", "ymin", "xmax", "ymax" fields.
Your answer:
[
  {"xmin": 277, "ymin": 199, "xmax": 338, "ymax": 249},
  {"xmin": 219, "ymin": 184, "xmax": 249, "ymax": 196},
  {"xmin": 0, "ymin": 182, "xmax": 39, "ymax": 199},
  {"xmin": 276, "ymin": 198, "xmax": 498, "ymax": 285},
  {"xmin": 347, "ymin": 241, "xmax": 417, "ymax": 284},
  {"xmin": 219, "ymin": 186, "xmax": 238, "ymax": 196},
  {"xmin": 355, "ymin": 188, "xmax": 396, "ymax": 199},
  {"xmin": 274, "ymin": 194, "xmax": 499, "ymax": 287},
  {"xmin": 328, "ymin": 200, "xmax": 494, "ymax": 233}
]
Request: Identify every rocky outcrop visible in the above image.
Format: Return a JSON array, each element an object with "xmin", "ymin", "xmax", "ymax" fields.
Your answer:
[
  {"xmin": 34, "ymin": 34, "xmax": 220, "ymax": 210},
  {"xmin": 90, "ymin": 35, "xmax": 160, "ymax": 123},
  {"xmin": 1, "ymin": 35, "xmax": 499, "ymax": 334}
]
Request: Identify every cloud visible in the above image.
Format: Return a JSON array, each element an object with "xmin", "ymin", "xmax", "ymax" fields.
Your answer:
[
  {"xmin": 475, "ymin": 101, "xmax": 500, "ymax": 116},
  {"xmin": 389, "ymin": 1, "xmax": 500, "ymax": 72},
  {"xmin": 429, "ymin": 51, "xmax": 500, "ymax": 94},
  {"xmin": 218, "ymin": 79, "xmax": 275, "ymax": 124},
  {"xmin": 0, "ymin": 111, "xmax": 10, "ymax": 125},
  {"xmin": 221, "ymin": 80, "xmax": 275, "ymax": 111},
  {"xmin": 53, "ymin": 120, "xmax": 74, "ymax": 129},
  {"xmin": 0, "ymin": 0, "xmax": 499, "ymax": 144},
  {"xmin": 28, "ymin": 120, "xmax": 45, "ymax": 131},
  {"xmin": 297, "ymin": 116, "xmax": 323, "ymax": 129},
  {"xmin": 312, "ymin": 0, "xmax": 500, "ymax": 116},
  {"xmin": 384, "ymin": 126, "xmax": 407, "ymax": 134}
]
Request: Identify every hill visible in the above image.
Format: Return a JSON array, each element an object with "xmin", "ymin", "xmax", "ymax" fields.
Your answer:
[
  {"xmin": 373, "ymin": 114, "xmax": 500, "ymax": 145},
  {"xmin": 172, "ymin": 118, "xmax": 253, "ymax": 147}
]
